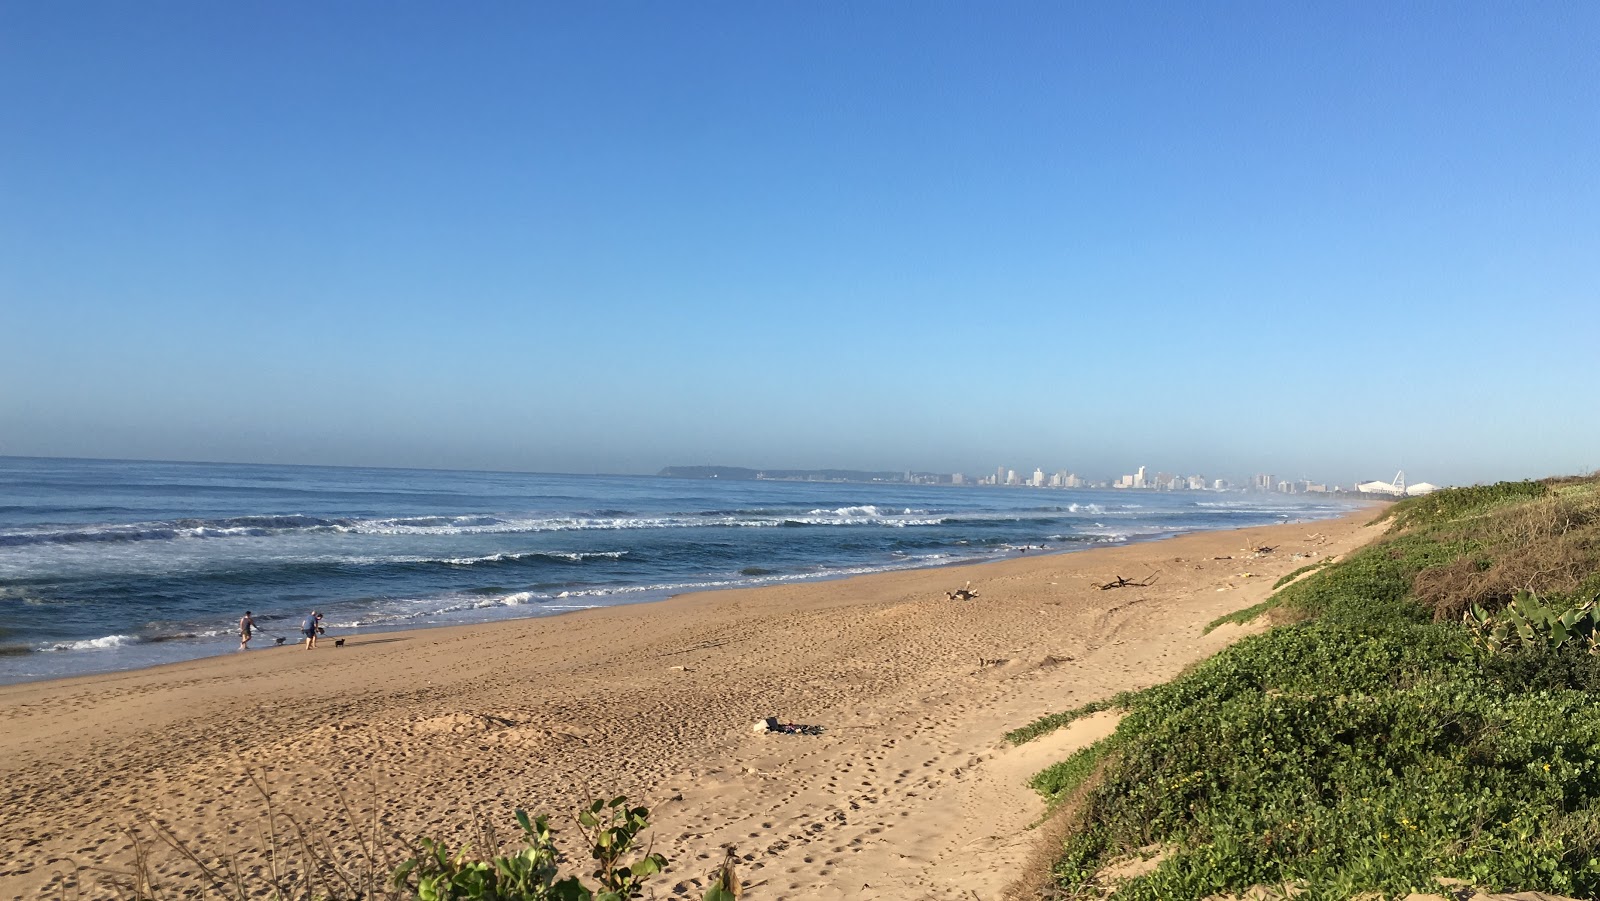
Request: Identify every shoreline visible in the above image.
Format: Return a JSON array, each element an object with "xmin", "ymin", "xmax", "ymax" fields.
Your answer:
[
  {"xmin": 1, "ymin": 503, "xmax": 1368, "ymax": 689},
  {"xmin": 0, "ymin": 507, "xmax": 1385, "ymax": 899}
]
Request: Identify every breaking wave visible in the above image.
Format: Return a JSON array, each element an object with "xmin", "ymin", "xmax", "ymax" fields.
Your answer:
[
  {"xmin": 41, "ymin": 634, "xmax": 136, "ymax": 652},
  {"xmin": 0, "ymin": 509, "xmax": 970, "ymax": 548}
]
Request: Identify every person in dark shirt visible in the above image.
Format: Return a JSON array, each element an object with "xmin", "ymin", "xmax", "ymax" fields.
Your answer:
[
  {"xmin": 239, "ymin": 611, "xmax": 257, "ymax": 650},
  {"xmin": 301, "ymin": 611, "xmax": 323, "ymax": 649}
]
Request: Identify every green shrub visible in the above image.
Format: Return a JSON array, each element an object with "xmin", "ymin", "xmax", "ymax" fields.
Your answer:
[
  {"xmin": 1041, "ymin": 621, "xmax": 1600, "ymax": 898},
  {"xmin": 1032, "ymin": 740, "xmax": 1111, "ymax": 804},
  {"xmin": 393, "ymin": 799, "xmax": 672, "ymax": 901},
  {"xmin": 1023, "ymin": 475, "xmax": 1600, "ymax": 899}
]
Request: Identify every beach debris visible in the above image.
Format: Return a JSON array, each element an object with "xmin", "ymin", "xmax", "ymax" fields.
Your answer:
[
  {"xmin": 752, "ymin": 717, "xmax": 824, "ymax": 736},
  {"xmin": 946, "ymin": 582, "xmax": 979, "ymax": 601},
  {"xmin": 977, "ymin": 656, "xmax": 1011, "ymax": 669},
  {"xmin": 1253, "ymin": 545, "xmax": 1279, "ymax": 555},
  {"xmin": 1095, "ymin": 573, "xmax": 1159, "ymax": 590},
  {"xmin": 1213, "ymin": 555, "xmax": 1233, "ymax": 560}
]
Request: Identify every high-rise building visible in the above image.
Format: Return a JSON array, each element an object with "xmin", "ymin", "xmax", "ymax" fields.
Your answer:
[{"xmin": 1133, "ymin": 466, "xmax": 1147, "ymax": 489}]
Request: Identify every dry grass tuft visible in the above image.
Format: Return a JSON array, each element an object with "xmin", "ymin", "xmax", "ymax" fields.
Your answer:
[
  {"xmin": 62, "ymin": 775, "xmax": 404, "ymax": 901},
  {"xmin": 1412, "ymin": 491, "xmax": 1600, "ymax": 620},
  {"xmin": 1004, "ymin": 756, "xmax": 1118, "ymax": 901}
]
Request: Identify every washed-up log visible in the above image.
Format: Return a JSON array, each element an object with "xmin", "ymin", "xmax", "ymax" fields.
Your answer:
[{"xmin": 1095, "ymin": 573, "xmax": 1159, "ymax": 590}]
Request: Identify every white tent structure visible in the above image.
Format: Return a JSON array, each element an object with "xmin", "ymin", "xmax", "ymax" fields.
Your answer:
[{"xmin": 1357, "ymin": 471, "xmax": 1442, "ymax": 496}]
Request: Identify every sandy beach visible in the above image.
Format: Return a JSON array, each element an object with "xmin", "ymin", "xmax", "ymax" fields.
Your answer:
[{"xmin": 0, "ymin": 508, "xmax": 1383, "ymax": 900}]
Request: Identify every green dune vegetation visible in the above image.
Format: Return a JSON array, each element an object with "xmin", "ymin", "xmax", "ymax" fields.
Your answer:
[{"xmin": 1012, "ymin": 474, "xmax": 1600, "ymax": 899}]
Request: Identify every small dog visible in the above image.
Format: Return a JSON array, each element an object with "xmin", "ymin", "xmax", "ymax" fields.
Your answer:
[
  {"xmin": 333, "ymin": 638, "xmax": 345, "ymax": 647},
  {"xmin": 274, "ymin": 637, "xmax": 286, "ymax": 646}
]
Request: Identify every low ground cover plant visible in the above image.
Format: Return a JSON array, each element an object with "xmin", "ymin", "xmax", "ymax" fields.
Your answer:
[
  {"xmin": 392, "ymin": 799, "xmax": 673, "ymax": 901},
  {"xmin": 1021, "ymin": 476, "xmax": 1600, "ymax": 899}
]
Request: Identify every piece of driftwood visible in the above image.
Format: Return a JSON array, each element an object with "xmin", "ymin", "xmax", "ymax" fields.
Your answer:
[
  {"xmin": 1095, "ymin": 573, "xmax": 1160, "ymax": 590},
  {"xmin": 1253, "ymin": 545, "xmax": 1279, "ymax": 554},
  {"xmin": 947, "ymin": 581, "xmax": 979, "ymax": 601}
]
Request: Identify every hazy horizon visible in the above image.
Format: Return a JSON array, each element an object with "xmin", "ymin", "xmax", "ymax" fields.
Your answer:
[
  {"xmin": 3, "ymin": 4, "xmax": 1595, "ymax": 488},
  {"xmin": 0, "ymin": 451, "xmax": 1568, "ymax": 491}
]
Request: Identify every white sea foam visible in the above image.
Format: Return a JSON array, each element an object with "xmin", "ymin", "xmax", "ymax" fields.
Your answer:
[
  {"xmin": 42, "ymin": 634, "xmax": 136, "ymax": 652},
  {"xmin": 2, "ymin": 507, "xmax": 964, "ymax": 548},
  {"xmin": 484, "ymin": 591, "xmax": 540, "ymax": 607},
  {"xmin": 434, "ymin": 550, "xmax": 628, "ymax": 566}
]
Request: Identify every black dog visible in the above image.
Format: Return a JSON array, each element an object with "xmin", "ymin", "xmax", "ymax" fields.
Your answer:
[
  {"xmin": 334, "ymin": 638, "xmax": 345, "ymax": 647},
  {"xmin": 274, "ymin": 637, "xmax": 286, "ymax": 646}
]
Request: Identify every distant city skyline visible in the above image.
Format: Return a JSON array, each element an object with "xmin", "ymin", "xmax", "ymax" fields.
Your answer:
[
  {"xmin": 2, "ymin": 451, "xmax": 1442, "ymax": 497},
  {"xmin": 759, "ymin": 461, "xmax": 1428, "ymax": 494},
  {"xmin": 2, "ymin": 5, "xmax": 1595, "ymax": 488}
]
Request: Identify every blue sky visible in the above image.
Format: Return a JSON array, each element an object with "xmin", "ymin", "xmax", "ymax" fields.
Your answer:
[{"xmin": 2, "ymin": 2, "xmax": 1595, "ymax": 486}]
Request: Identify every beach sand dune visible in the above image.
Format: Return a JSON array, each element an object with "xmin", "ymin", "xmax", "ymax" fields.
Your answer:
[{"xmin": 0, "ymin": 510, "xmax": 1382, "ymax": 899}]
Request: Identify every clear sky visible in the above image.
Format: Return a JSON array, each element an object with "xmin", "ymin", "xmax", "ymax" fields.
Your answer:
[{"xmin": 2, "ymin": 2, "xmax": 1596, "ymax": 486}]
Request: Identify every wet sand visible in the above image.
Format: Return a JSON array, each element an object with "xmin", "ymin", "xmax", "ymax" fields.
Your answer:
[{"xmin": 0, "ymin": 508, "xmax": 1384, "ymax": 899}]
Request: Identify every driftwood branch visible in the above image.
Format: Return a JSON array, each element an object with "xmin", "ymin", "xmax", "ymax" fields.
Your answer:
[{"xmin": 1094, "ymin": 573, "xmax": 1160, "ymax": 590}]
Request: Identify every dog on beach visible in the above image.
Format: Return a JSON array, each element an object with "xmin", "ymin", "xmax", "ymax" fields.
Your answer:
[
  {"xmin": 274, "ymin": 637, "xmax": 285, "ymax": 646},
  {"xmin": 334, "ymin": 638, "xmax": 345, "ymax": 647}
]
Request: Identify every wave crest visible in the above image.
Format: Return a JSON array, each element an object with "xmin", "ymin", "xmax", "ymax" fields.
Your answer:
[{"xmin": 41, "ymin": 634, "xmax": 136, "ymax": 652}]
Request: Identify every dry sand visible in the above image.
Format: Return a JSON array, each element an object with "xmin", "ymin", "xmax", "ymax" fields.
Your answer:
[{"xmin": 0, "ymin": 509, "xmax": 1385, "ymax": 900}]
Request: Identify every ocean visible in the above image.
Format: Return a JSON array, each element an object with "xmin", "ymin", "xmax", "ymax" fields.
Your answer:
[{"xmin": 0, "ymin": 457, "xmax": 1358, "ymax": 684}]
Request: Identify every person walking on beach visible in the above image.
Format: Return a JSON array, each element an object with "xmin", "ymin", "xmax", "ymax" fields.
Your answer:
[
  {"xmin": 301, "ymin": 611, "xmax": 323, "ymax": 649},
  {"xmin": 238, "ymin": 611, "xmax": 257, "ymax": 650}
]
